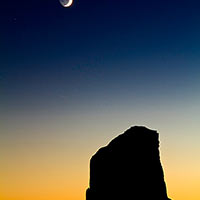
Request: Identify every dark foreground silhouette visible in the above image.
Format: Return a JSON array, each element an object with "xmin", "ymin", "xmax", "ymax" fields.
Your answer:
[{"xmin": 86, "ymin": 126, "xmax": 171, "ymax": 200}]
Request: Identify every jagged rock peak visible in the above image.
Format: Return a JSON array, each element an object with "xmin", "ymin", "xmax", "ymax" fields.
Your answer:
[{"xmin": 86, "ymin": 126, "xmax": 171, "ymax": 200}]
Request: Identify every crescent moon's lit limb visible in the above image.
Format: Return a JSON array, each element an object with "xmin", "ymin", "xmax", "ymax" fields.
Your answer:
[{"xmin": 64, "ymin": 0, "xmax": 73, "ymax": 7}]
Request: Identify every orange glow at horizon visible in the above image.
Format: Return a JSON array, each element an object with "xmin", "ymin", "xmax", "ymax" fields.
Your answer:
[{"xmin": 1, "ymin": 119, "xmax": 200, "ymax": 200}]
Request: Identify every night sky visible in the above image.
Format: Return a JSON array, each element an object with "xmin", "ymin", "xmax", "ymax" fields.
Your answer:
[{"xmin": 1, "ymin": 1, "xmax": 200, "ymax": 200}]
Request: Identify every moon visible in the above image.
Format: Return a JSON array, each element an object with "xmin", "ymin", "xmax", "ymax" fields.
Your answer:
[{"xmin": 59, "ymin": 0, "xmax": 73, "ymax": 7}]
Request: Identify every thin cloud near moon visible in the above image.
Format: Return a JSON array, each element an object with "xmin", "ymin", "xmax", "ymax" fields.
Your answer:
[{"xmin": 59, "ymin": 0, "xmax": 73, "ymax": 7}]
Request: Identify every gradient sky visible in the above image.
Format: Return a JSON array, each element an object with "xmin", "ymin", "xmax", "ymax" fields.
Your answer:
[{"xmin": 1, "ymin": 0, "xmax": 200, "ymax": 199}]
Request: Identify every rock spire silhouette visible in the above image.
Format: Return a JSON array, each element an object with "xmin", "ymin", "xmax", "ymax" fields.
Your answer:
[{"xmin": 86, "ymin": 126, "xmax": 171, "ymax": 200}]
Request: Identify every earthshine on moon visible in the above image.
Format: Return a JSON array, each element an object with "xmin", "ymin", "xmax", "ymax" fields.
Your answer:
[{"xmin": 59, "ymin": 0, "xmax": 73, "ymax": 7}]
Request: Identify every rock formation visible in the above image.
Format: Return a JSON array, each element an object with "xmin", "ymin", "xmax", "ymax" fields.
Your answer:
[{"xmin": 86, "ymin": 126, "xmax": 171, "ymax": 200}]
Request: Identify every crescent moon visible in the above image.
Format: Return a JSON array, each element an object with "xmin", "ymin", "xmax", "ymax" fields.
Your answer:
[{"xmin": 60, "ymin": 0, "xmax": 73, "ymax": 7}]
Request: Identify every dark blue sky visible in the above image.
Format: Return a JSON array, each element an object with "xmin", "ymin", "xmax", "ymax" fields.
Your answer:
[{"xmin": 1, "ymin": 0, "xmax": 200, "ymax": 114}]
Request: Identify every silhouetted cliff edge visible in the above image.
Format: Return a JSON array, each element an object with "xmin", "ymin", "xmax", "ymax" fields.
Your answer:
[{"xmin": 86, "ymin": 126, "xmax": 171, "ymax": 200}]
